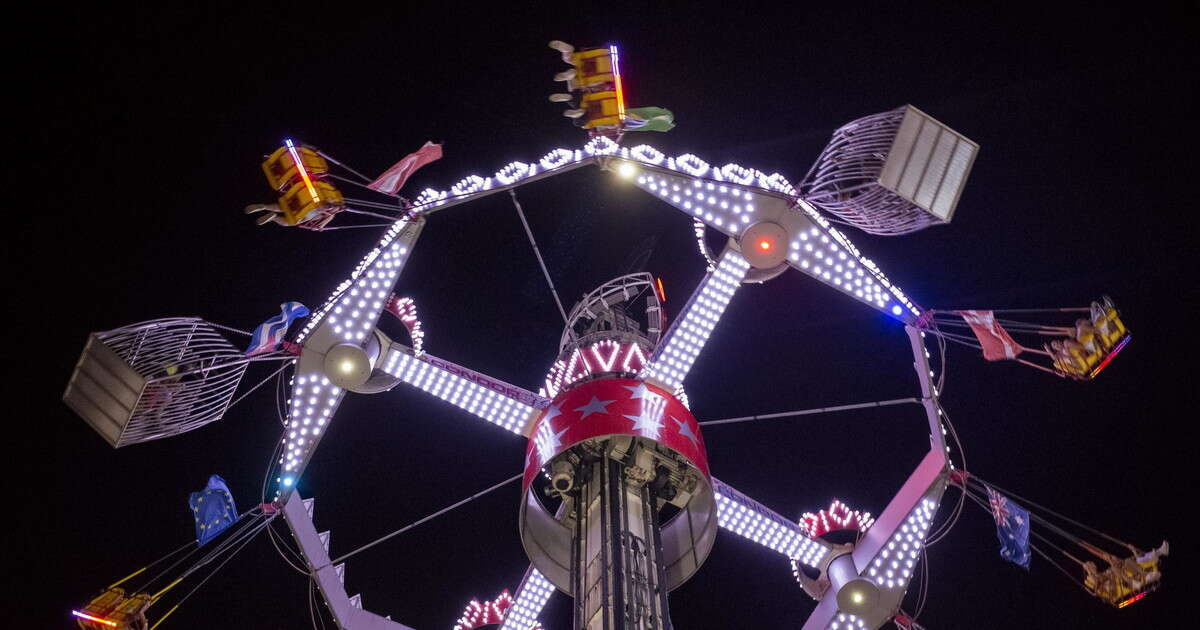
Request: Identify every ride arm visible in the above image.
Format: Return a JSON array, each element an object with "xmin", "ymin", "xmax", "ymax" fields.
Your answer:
[
  {"xmin": 498, "ymin": 565, "xmax": 555, "ymax": 630},
  {"xmin": 378, "ymin": 343, "xmax": 548, "ymax": 436},
  {"xmin": 801, "ymin": 448, "xmax": 949, "ymax": 630},
  {"xmin": 793, "ymin": 330, "xmax": 949, "ymax": 629},
  {"xmin": 639, "ymin": 246, "xmax": 752, "ymax": 392},
  {"xmin": 711, "ymin": 477, "xmax": 837, "ymax": 569},
  {"xmin": 277, "ymin": 217, "xmax": 425, "ymax": 496},
  {"xmin": 282, "ymin": 492, "xmax": 416, "ymax": 630},
  {"xmin": 624, "ymin": 158, "xmax": 923, "ymax": 325},
  {"xmin": 783, "ymin": 200, "xmax": 924, "ymax": 325}
]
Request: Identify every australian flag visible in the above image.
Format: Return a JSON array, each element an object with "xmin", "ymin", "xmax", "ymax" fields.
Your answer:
[
  {"xmin": 987, "ymin": 486, "xmax": 1032, "ymax": 569},
  {"xmin": 245, "ymin": 301, "xmax": 309, "ymax": 356},
  {"xmin": 189, "ymin": 475, "xmax": 238, "ymax": 546}
]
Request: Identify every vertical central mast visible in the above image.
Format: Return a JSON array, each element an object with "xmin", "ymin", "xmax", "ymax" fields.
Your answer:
[
  {"xmin": 573, "ymin": 440, "xmax": 673, "ymax": 630},
  {"xmin": 519, "ymin": 274, "xmax": 717, "ymax": 630}
]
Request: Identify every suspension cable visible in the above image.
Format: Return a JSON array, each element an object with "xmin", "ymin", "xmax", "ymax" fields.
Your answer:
[
  {"xmin": 340, "ymin": 204, "xmax": 406, "ymax": 221},
  {"xmin": 227, "ymin": 362, "xmax": 293, "ymax": 412},
  {"xmin": 331, "ymin": 473, "xmax": 522, "ymax": 565},
  {"xmin": 1030, "ymin": 543, "xmax": 1087, "ymax": 589},
  {"xmin": 314, "ymin": 150, "xmax": 376, "ymax": 184},
  {"xmin": 509, "ymin": 190, "xmax": 571, "ymax": 328},
  {"xmin": 134, "ymin": 507, "xmax": 260, "ymax": 593},
  {"xmin": 267, "ymin": 518, "xmax": 310, "ymax": 575},
  {"xmin": 309, "ymin": 576, "xmax": 329, "ymax": 630},
  {"xmin": 174, "ymin": 512, "xmax": 269, "ymax": 583},
  {"xmin": 698, "ymin": 397, "xmax": 921, "ymax": 426},
  {"xmin": 147, "ymin": 516, "xmax": 272, "ymax": 630},
  {"xmin": 963, "ymin": 477, "xmax": 1133, "ymax": 549},
  {"xmin": 106, "ymin": 540, "xmax": 196, "ymax": 591}
]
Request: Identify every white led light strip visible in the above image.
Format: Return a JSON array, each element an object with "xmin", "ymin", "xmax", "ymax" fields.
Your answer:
[
  {"xmin": 826, "ymin": 612, "xmax": 868, "ymax": 630},
  {"xmin": 791, "ymin": 202, "xmax": 922, "ymax": 319},
  {"xmin": 712, "ymin": 478, "xmax": 832, "ymax": 568},
  {"xmin": 863, "ymin": 497, "xmax": 936, "ymax": 592},
  {"xmin": 396, "ymin": 137, "xmax": 797, "ymax": 219},
  {"xmin": 296, "ymin": 218, "xmax": 420, "ymax": 345},
  {"xmin": 279, "ymin": 372, "xmax": 344, "ymax": 485},
  {"xmin": 499, "ymin": 568, "xmax": 554, "ymax": 630},
  {"xmin": 636, "ymin": 172, "xmax": 765, "ymax": 235},
  {"xmin": 276, "ymin": 219, "xmax": 424, "ymax": 496},
  {"xmin": 382, "ymin": 348, "xmax": 540, "ymax": 435},
  {"xmin": 642, "ymin": 249, "xmax": 751, "ymax": 391}
]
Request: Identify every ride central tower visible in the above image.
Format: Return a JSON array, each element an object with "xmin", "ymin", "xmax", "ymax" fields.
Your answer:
[{"xmin": 518, "ymin": 274, "xmax": 717, "ymax": 630}]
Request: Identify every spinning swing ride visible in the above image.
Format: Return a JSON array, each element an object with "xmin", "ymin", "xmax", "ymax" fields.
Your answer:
[{"xmin": 64, "ymin": 41, "xmax": 1163, "ymax": 630}]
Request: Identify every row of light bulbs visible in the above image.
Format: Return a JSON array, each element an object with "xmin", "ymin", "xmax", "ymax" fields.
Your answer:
[
  {"xmin": 866, "ymin": 497, "xmax": 937, "ymax": 591},
  {"xmin": 382, "ymin": 349, "xmax": 535, "ymax": 434},
  {"xmin": 643, "ymin": 251, "xmax": 751, "ymax": 391},
  {"xmin": 404, "ymin": 137, "xmax": 798, "ymax": 214},
  {"xmin": 498, "ymin": 569, "xmax": 554, "ymax": 630},
  {"xmin": 713, "ymin": 488, "xmax": 831, "ymax": 569}
]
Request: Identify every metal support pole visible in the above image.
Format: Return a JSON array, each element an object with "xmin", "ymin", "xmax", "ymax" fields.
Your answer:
[{"xmin": 572, "ymin": 447, "xmax": 673, "ymax": 630}]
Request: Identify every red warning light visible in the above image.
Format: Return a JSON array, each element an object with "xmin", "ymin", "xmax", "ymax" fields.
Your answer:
[{"xmin": 758, "ymin": 239, "xmax": 772, "ymax": 251}]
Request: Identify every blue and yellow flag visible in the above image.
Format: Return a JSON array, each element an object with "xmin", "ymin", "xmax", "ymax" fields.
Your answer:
[{"xmin": 189, "ymin": 475, "xmax": 238, "ymax": 546}]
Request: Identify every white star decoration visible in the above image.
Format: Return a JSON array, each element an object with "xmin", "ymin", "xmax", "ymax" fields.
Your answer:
[
  {"xmin": 623, "ymin": 383, "xmax": 650, "ymax": 400},
  {"xmin": 534, "ymin": 422, "xmax": 570, "ymax": 465},
  {"xmin": 624, "ymin": 413, "xmax": 664, "ymax": 440},
  {"xmin": 575, "ymin": 396, "xmax": 614, "ymax": 419},
  {"xmin": 673, "ymin": 416, "xmax": 700, "ymax": 448}
]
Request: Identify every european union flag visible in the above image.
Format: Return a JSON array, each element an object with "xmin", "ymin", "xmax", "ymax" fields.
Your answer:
[
  {"xmin": 188, "ymin": 475, "xmax": 238, "ymax": 546},
  {"xmin": 987, "ymin": 486, "xmax": 1031, "ymax": 569}
]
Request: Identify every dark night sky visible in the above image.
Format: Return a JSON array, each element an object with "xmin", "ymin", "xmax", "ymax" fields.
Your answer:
[{"xmin": 27, "ymin": 5, "xmax": 1193, "ymax": 629}]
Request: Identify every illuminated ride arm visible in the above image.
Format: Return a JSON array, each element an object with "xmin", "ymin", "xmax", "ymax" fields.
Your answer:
[
  {"xmin": 377, "ymin": 344, "xmax": 547, "ymax": 435},
  {"xmin": 498, "ymin": 565, "xmax": 556, "ymax": 630},
  {"xmin": 277, "ymin": 217, "xmax": 425, "ymax": 496},
  {"xmin": 621, "ymin": 151, "xmax": 924, "ymax": 324},
  {"xmin": 798, "ymin": 326, "xmax": 952, "ymax": 630},
  {"xmin": 639, "ymin": 246, "xmax": 752, "ymax": 392}
]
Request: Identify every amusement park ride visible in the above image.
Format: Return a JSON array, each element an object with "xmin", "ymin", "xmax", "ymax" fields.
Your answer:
[{"xmin": 63, "ymin": 42, "xmax": 1165, "ymax": 630}]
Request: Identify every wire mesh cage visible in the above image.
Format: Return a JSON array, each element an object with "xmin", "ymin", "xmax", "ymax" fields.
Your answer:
[
  {"xmin": 800, "ymin": 105, "xmax": 978, "ymax": 235},
  {"xmin": 63, "ymin": 317, "xmax": 250, "ymax": 447}
]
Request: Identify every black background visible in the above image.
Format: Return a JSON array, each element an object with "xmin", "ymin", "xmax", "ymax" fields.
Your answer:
[{"xmin": 24, "ymin": 4, "xmax": 1193, "ymax": 629}]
